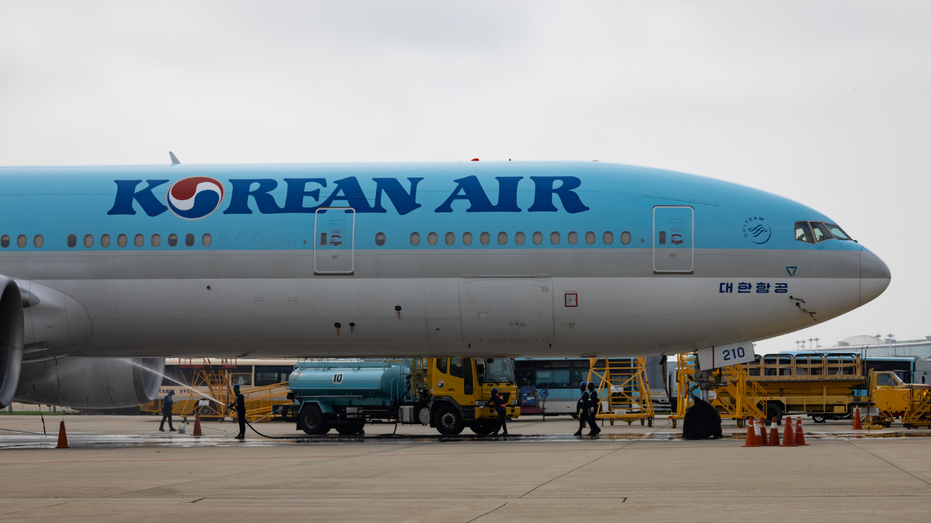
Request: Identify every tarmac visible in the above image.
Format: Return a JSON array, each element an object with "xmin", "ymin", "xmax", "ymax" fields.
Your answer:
[{"xmin": 2, "ymin": 414, "xmax": 931, "ymax": 522}]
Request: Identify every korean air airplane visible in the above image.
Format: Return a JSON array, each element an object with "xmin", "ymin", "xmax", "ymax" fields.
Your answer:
[{"xmin": 0, "ymin": 159, "xmax": 889, "ymax": 408}]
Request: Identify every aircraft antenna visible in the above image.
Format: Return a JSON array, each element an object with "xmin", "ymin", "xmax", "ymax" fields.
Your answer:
[{"xmin": 169, "ymin": 151, "xmax": 180, "ymax": 165}]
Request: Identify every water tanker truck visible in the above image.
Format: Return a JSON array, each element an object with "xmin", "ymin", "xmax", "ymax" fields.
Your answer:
[{"xmin": 278, "ymin": 358, "xmax": 520, "ymax": 435}]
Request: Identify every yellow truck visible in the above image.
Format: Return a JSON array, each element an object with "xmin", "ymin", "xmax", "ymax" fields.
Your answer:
[{"xmin": 867, "ymin": 370, "xmax": 931, "ymax": 428}]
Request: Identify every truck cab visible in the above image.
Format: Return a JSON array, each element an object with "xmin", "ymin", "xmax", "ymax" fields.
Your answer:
[{"xmin": 427, "ymin": 357, "xmax": 520, "ymax": 435}]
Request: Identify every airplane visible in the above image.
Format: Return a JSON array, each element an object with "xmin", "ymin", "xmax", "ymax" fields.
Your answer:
[{"xmin": 0, "ymin": 157, "xmax": 890, "ymax": 409}]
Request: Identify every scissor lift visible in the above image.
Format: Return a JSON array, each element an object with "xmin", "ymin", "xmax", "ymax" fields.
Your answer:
[{"xmin": 587, "ymin": 357, "xmax": 655, "ymax": 426}]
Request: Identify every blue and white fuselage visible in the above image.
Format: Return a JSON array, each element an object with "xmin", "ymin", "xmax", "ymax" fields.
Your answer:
[{"xmin": 0, "ymin": 161, "xmax": 890, "ymax": 362}]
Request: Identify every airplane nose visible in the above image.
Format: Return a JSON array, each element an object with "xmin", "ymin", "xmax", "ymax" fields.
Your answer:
[{"xmin": 860, "ymin": 248, "xmax": 891, "ymax": 306}]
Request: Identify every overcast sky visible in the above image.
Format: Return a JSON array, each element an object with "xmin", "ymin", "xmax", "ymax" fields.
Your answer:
[{"xmin": 1, "ymin": 1, "xmax": 927, "ymax": 353}]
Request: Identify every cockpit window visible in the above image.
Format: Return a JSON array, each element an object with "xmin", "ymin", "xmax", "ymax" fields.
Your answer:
[
  {"xmin": 826, "ymin": 223, "xmax": 852, "ymax": 240},
  {"xmin": 810, "ymin": 222, "xmax": 833, "ymax": 242},
  {"xmin": 795, "ymin": 222, "xmax": 814, "ymax": 243}
]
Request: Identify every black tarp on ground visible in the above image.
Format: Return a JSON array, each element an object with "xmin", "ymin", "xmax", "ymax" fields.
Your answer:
[{"xmin": 683, "ymin": 398, "xmax": 722, "ymax": 440}]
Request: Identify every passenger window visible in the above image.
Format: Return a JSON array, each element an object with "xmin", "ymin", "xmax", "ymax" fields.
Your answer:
[
  {"xmin": 410, "ymin": 232, "xmax": 421, "ymax": 246},
  {"xmin": 811, "ymin": 222, "xmax": 833, "ymax": 242},
  {"xmin": 568, "ymin": 232, "xmax": 578, "ymax": 245},
  {"xmin": 659, "ymin": 231, "xmax": 666, "ymax": 245},
  {"xmin": 33, "ymin": 235, "xmax": 43, "ymax": 248},
  {"xmin": 480, "ymin": 232, "xmax": 490, "ymax": 245},
  {"xmin": 462, "ymin": 232, "xmax": 473, "ymax": 245},
  {"xmin": 585, "ymin": 231, "xmax": 595, "ymax": 245},
  {"xmin": 0, "ymin": 235, "xmax": 8, "ymax": 248},
  {"xmin": 151, "ymin": 234, "xmax": 161, "ymax": 247},
  {"xmin": 497, "ymin": 232, "xmax": 507, "ymax": 245},
  {"xmin": 603, "ymin": 231, "xmax": 613, "ymax": 245},
  {"xmin": 185, "ymin": 233, "xmax": 195, "ymax": 247},
  {"xmin": 449, "ymin": 358, "xmax": 464, "ymax": 378},
  {"xmin": 436, "ymin": 358, "xmax": 448, "ymax": 373},
  {"xmin": 532, "ymin": 232, "xmax": 543, "ymax": 245},
  {"xmin": 877, "ymin": 374, "xmax": 891, "ymax": 386},
  {"xmin": 441, "ymin": 232, "xmax": 452, "ymax": 246},
  {"xmin": 515, "ymin": 232, "xmax": 525, "ymax": 245},
  {"xmin": 320, "ymin": 233, "xmax": 327, "ymax": 246},
  {"xmin": 375, "ymin": 232, "xmax": 386, "ymax": 246},
  {"xmin": 134, "ymin": 234, "xmax": 144, "ymax": 247},
  {"xmin": 550, "ymin": 231, "xmax": 560, "ymax": 245},
  {"xmin": 202, "ymin": 233, "xmax": 212, "ymax": 247},
  {"xmin": 620, "ymin": 231, "xmax": 631, "ymax": 245},
  {"xmin": 794, "ymin": 222, "xmax": 814, "ymax": 243},
  {"xmin": 84, "ymin": 234, "xmax": 94, "ymax": 248},
  {"xmin": 100, "ymin": 234, "xmax": 111, "ymax": 248},
  {"xmin": 67, "ymin": 234, "xmax": 77, "ymax": 248},
  {"xmin": 16, "ymin": 235, "xmax": 26, "ymax": 248},
  {"xmin": 117, "ymin": 234, "xmax": 128, "ymax": 248},
  {"xmin": 427, "ymin": 232, "xmax": 437, "ymax": 246},
  {"xmin": 826, "ymin": 223, "xmax": 851, "ymax": 240},
  {"xmin": 168, "ymin": 234, "xmax": 178, "ymax": 247}
]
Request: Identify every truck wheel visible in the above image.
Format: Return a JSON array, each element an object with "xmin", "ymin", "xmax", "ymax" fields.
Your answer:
[
  {"xmin": 435, "ymin": 406, "xmax": 464, "ymax": 436},
  {"xmin": 812, "ymin": 415, "xmax": 826, "ymax": 424},
  {"xmin": 469, "ymin": 420, "xmax": 497, "ymax": 435},
  {"xmin": 766, "ymin": 404, "xmax": 783, "ymax": 426},
  {"xmin": 336, "ymin": 422, "xmax": 365, "ymax": 435},
  {"xmin": 298, "ymin": 404, "xmax": 330, "ymax": 435}
]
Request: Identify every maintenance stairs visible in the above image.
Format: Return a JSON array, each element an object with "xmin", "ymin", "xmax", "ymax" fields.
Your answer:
[
  {"xmin": 903, "ymin": 387, "xmax": 931, "ymax": 429},
  {"xmin": 670, "ymin": 352, "xmax": 766, "ymax": 428},
  {"xmin": 587, "ymin": 358, "xmax": 655, "ymax": 426}
]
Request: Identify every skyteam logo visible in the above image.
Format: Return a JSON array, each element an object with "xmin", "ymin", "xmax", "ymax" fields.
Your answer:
[
  {"xmin": 165, "ymin": 177, "xmax": 225, "ymax": 220},
  {"xmin": 742, "ymin": 216, "xmax": 771, "ymax": 244}
]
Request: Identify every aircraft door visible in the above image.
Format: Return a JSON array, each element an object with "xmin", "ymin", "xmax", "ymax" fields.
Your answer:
[
  {"xmin": 653, "ymin": 206, "xmax": 693, "ymax": 273},
  {"xmin": 314, "ymin": 207, "xmax": 355, "ymax": 274}
]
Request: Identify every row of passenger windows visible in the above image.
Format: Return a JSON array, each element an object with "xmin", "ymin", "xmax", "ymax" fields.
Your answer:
[
  {"xmin": 389, "ymin": 231, "xmax": 634, "ymax": 247},
  {"xmin": 66, "ymin": 233, "xmax": 213, "ymax": 248},
  {"xmin": 794, "ymin": 221, "xmax": 851, "ymax": 244},
  {"xmin": 0, "ymin": 234, "xmax": 212, "ymax": 249}
]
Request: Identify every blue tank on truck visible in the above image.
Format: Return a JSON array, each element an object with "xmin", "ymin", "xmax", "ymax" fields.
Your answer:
[{"xmin": 285, "ymin": 361, "xmax": 415, "ymax": 435}]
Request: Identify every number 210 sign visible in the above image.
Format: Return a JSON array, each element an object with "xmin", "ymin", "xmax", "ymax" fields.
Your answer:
[{"xmin": 696, "ymin": 340, "xmax": 756, "ymax": 371}]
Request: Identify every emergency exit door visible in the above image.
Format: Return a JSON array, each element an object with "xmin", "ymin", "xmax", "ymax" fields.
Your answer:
[
  {"xmin": 314, "ymin": 207, "xmax": 355, "ymax": 273},
  {"xmin": 653, "ymin": 206, "xmax": 693, "ymax": 273}
]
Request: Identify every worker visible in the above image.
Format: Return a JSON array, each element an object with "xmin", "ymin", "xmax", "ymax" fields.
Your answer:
[
  {"xmin": 574, "ymin": 381, "xmax": 589, "ymax": 436},
  {"xmin": 159, "ymin": 389, "xmax": 175, "ymax": 432},
  {"xmin": 228, "ymin": 384, "xmax": 246, "ymax": 439},
  {"xmin": 489, "ymin": 387, "xmax": 508, "ymax": 436},
  {"xmin": 587, "ymin": 381, "xmax": 601, "ymax": 436}
]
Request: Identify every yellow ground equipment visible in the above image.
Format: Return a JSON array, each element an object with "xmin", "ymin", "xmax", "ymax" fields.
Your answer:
[
  {"xmin": 586, "ymin": 358, "xmax": 654, "ymax": 426},
  {"xmin": 868, "ymin": 370, "xmax": 931, "ymax": 428},
  {"xmin": 670, "ymin": 352, "xmax": 765, "ymax": 428},
  {"xmin": 141, "ymin": 359, "xmax": 290, "ymax": 422}
]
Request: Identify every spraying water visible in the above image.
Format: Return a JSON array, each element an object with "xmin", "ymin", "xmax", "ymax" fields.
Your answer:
[{"xmin": 120, "ymin": 358, "xmax": 223, "ymax": 403}]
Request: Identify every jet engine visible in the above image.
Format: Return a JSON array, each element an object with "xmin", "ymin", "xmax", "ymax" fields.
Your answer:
[
  {"xmin": 0, "ymin": 277, "xmax": 25, "ymax": 408},
  {"xmin": 14, "ymin": 356, "xmax": 165, "ymax": 409}
]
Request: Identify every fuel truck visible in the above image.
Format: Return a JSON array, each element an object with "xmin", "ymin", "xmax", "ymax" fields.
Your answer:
[{"xmin": 276, "ymin": 357, "xmax": 520, "ymax": 435}]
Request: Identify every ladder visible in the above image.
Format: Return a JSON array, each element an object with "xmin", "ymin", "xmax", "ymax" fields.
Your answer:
[
  {"xmin": 587, "ymin": 357, "xmax": 655, "ymax": 426},
  {"xmin": 903, "ymin": 387, "xmax": 931, "ymax": 428}
]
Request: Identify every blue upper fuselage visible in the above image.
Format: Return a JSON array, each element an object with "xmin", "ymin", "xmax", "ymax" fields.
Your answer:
[{"xmin": 0, "ymin": 161, "xmax": 860, "ymax": 254}]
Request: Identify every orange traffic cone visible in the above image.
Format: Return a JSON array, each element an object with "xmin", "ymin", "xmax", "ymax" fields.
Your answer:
[
  {"xmin": 794, "ymin": 418, "xmax": 808, "ymax": 446},
  {"xmin": 767, "ymin": 417, "xmax": 780, "ymax": 446},
  {"xmin": 193, "ymin": 414, "xmax": 203, "ymax": 437},
  {"xmin": 781, "ymin": 416, "xmax": 796, "ymax": 447},
  {"xmin": 56, "ymin": 420, "xmax": 69, "ymax": 449},
  {"xmin": 742, "ymin": 417, "xmax": 761, "ymax": 447},
  {"xmin": 759, "ymin": 418, "xmax": 768, "ymax": 445},
  {"xmin": 852, "ymin": 407, "xmax": 863, "ymax": 430}
]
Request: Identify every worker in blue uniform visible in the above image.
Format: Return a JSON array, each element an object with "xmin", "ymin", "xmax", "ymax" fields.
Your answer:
[
  {"xmin": 159, "ymin": 389, "xmax": 175, "ymax": 432},
  {"xmin": 489, "ymin": 387, "xmax": 508, "ymax": 436},
  {"xmin": 574, "ymin": 381, "xmax": 589, "ymax": 437},
  {"xmin": 228, "ymin": 384, "xmax": 246, "ymax": 439},
  {"xmin": 587, "ymin": 381, "xmax": 602, "ymax": 436}
]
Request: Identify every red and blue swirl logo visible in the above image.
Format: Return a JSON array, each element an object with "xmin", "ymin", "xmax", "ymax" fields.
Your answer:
[{"xmin": 165, "ymin": 177, "xmax": 225, "ymax": 220}]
